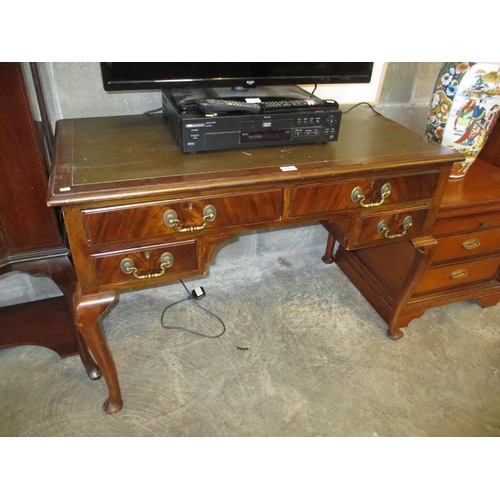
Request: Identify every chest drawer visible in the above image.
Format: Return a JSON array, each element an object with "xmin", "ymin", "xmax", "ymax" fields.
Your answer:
[
  {"xmin": 290, "ymin": 171, "xmax": 440, "ymax": 218},
  {"xmin": 433, "ymin": 211, "xmax": 500, "ymax": 237},
  {"xmin": 84, "ymin": 189, "xmax": 283, "ymax": 245},
  {"xmin": 414, "ymin": 255, "xmax": 500, "ymax": 295},
  {"xmin": 434, "ymin": 227, "xmax": 500, "ymax": 263},
  {"xmin": 92, "ymin": 240, "xmax": 198, "ymax": 289}
]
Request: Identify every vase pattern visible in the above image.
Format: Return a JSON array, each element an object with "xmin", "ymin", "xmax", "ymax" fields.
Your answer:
[{"xmin": 426, "ymin": 62, "xmax": 500, "ymax": 178}]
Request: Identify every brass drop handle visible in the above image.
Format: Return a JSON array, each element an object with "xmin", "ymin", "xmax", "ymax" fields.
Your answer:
[
  {"xmin": 120, "ymin": 252, "xmax": 174, "ymax": 279},
  {"xmin": 164, "ymin": 204, "xmax": 217, "ymax": 232},
  {"xmin": 450, "ymin": 269, "xmax": 468, "ymax": 280},
  {"xmin": 377, "ymin": 215, "xmax": 413, "ymax": 239},
  {"xmin": 352, "ymin": 183, "xmax": 391, "ymax": 208},
  {"xmin": 462, "ymin": 238, "xmax": 481, "ymax": 250}
]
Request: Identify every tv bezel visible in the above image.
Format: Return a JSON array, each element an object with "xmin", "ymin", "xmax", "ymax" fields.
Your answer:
[{"xmin": 100, "ymin": 62, "xmax": 375, "ymax": 92}]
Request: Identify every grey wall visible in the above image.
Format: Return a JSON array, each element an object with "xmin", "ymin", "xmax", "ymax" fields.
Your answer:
[
  {"xmin": 375, "ymin": 62, "xmax": 443, "ymax": 134},
  {"xmin": 40, "ymin": 63, "xmax": 161, "ymax": 125}
]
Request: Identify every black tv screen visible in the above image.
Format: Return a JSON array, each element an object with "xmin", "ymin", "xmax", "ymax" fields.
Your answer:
[{"xmin": 101, "ymin": 62, "xmax": 374, "ymax": 91}]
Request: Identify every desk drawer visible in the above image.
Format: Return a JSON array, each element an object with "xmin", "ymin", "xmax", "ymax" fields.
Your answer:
[
  {"xmin": 414, "ymin": 255, "xmax": 500, "ymax": 294},
  {"xmin": 84, "ymin": 190, "xmax": 282, "ymax": 245},
  {"xmin": 352, "ymin": 207, "xmax": 430, "ymax": 249},
  {"xmin": 92, "ymin": 241, "xmax": 198, "ymax": 288},
  {"xmin": 434, "ymin": 227, "xmax": 500, "ymax": 263},
  {"xmin": 290, "ymin": 171, "xmax": 440, "ymax": 217}
]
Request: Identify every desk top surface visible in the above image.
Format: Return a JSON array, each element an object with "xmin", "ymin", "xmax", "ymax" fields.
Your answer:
[{"xmin": 48, "ymin": 106, "xmax": 462, "ymax": 206}]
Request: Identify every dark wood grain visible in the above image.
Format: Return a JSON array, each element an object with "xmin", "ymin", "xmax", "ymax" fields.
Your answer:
[
  {"xmin": 291, "ymin": 169, "xmax": 441, "ymax": 217},
  {"xmin": 84, "ymin": 189, "xmax": 283, "ymax": 245}
]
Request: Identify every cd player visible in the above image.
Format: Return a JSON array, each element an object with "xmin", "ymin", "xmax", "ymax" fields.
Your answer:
[{"xmin": 162, "ymin": 86, "xmax": 342, "ymax": 153}]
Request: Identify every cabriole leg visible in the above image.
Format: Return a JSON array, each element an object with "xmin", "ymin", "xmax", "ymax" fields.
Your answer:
[{"xmin": 74, "ymin": 287, "xmax": 122, "ymax": 414}]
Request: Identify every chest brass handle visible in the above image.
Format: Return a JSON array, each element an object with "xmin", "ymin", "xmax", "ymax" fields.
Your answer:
[
  {"xmin": 450, "ymin": 269, "xmax": 468, "ymax": 280},
  {"xmin": 164, "ymin": 204, "xmax": 217, "ymax": 232},
  {"xmin": 462, "ymin": 238, "xmax": 481, "ymax": 250},
  {"xmin": 352, "ymin": 182, "xmax": 391, "ymax": 208},
  {"xmin": 120, "ymin": 252, "xmax": 174, "ymax": 279},
  {"xmin": 377, "ymin": 215, "xmax": 413, "ymax": 239}
]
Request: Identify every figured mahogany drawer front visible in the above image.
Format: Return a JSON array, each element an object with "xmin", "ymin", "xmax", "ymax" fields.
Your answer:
[
  {"xmin": 433, "ymin": 211, "xmax": 500, "ymax": 237},
  {"xmin": 414, "ymin": 256, "xmax": 500, "ymax": 295},
  {"xmin": 84, "ymin": 190, "xmax": 282, "ymax": 245},
  {"xmin": 290, "ymin": 171, "xmax": 440, "ymax": 217},
  {"xmin": 92, "ymin": 241, "xmax": 198, "ymax": 288},
  {"xmin": 351, "ymin": 207, "xmax": 430, "ymax": 249},
  {"xmin": 434, "ymin": 227, "xmax": 500, "ymax": 263}
]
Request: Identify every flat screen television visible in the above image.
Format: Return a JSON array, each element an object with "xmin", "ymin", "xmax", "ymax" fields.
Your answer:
[{"xmin": 100, "ymin": 62, "xmax": 374, "ymax": 92}]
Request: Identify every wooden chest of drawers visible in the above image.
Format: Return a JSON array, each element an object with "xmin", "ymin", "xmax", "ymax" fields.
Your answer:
[{"xmin": 335, "ymin": 121, "xmax": 500, "ymax": 339}]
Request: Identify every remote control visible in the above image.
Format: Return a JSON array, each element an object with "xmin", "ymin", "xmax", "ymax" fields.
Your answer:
[
  {"xmin": 196, "ymin": 99, "xmax": 262, "ymax": 114},
  {"xmin": 259, "ymin": 99, "xmax": 339, "ymax": 112}
]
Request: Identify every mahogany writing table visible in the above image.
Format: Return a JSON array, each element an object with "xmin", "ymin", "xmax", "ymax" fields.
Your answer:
[{"xmin": 47, "ymin": 107, "xmax": 462, "ymax": 413}]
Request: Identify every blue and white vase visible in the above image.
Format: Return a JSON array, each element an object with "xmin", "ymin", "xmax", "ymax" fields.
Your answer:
[{"xmin": 426, "ymin": 62, "xmax": 500, "ymax": 178}]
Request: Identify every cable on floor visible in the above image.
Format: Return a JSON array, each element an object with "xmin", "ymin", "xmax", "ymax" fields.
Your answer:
[{"xmin": 160, "ymin": 280, "xmax": 226, "ymax": 339}]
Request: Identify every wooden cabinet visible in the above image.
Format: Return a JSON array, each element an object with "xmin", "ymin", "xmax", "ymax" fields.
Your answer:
[
  {"xmin": 0, "ymin": 63, "xmax": 98, "ymax": 378},
  {"xmin": 335, "ymin": 119, "xmax": 500, "ymax": 339}
]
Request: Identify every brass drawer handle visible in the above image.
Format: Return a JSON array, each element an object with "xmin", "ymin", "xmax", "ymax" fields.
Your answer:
[
  {"xmin": 351, "ymin": 183, "xmax": 391, "ymax": 208},
  {"xmin": 450, "ymin": 268, "xmax": 468, "ymax": 280},
  {"xmin": 462, "ymin": 238, "xmax": 481, "ymax": 250},
  {"xmin": 120, "ymin": 252, "xmax": 174, "ymax": 279},
  {"xmin": 164, "ymin": 204, "xmax": 217, "ymax": 232},
  {"xmin": 377, "ymin": 215, "xmax": 413, "ymax": 239}
]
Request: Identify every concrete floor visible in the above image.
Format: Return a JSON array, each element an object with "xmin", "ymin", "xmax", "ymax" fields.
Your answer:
[{"xmin": 1, "ymin": 225, "xmax": 500, "ymax": 437}]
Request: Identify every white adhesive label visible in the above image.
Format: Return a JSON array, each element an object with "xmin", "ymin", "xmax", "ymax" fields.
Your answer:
[{"xmin": 280, "ymin": 166, "xmax": 298, "ymax": 172}]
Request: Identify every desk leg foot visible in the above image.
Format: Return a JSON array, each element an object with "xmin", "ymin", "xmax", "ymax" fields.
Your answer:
[
  {"xmin": 322, "ymin": 233, "xmax": 336, "ymax": 264},
  {"xmin": 386, "ymin": 236, "xmax": 438, "ymax": 341},
  {"xmin": 74, "ymin": 288, "xmax": 123, "ymax": 414},
  {"xmin": 103, "ymin": 396, "xmax": 123, "ymax": 414},
  {"xmin": 76, "ymin": 339, "xmax": 102, "ymax": 381},
  {"xmin": 477, "ymin": 294, "xmax": 500, "ymax": 308},
  {"xmin": 387, "ymin": 327, "xmax": 404, "ymax": 341}
]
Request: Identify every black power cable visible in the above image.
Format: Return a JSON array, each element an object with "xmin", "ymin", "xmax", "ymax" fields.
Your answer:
[
  {"xmin": 342, "ymin": 101, "xmax": 381, "ymax": 115},
  {"xmin": 160, "ymin": 280, "xmax": 226, "ymax": 339}
]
